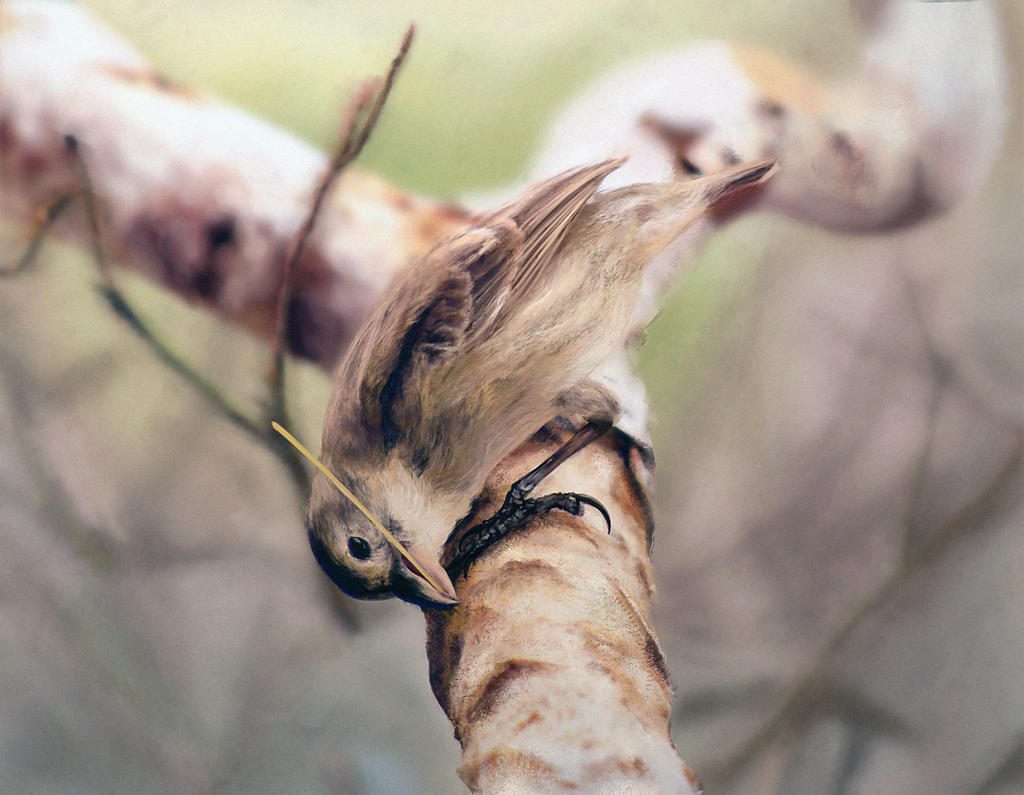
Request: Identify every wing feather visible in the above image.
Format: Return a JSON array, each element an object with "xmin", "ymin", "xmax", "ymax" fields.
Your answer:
[
  {"xmin": 467, "ymin": 158, "xmax": 625, "ymax": 330},
  {"xmin": 324, "ymin": 159, "xmax": 624, "ymax": 459}
]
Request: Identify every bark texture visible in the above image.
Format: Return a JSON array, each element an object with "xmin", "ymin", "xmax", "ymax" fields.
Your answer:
[
  {"xmin": 528, "ymin": 1, "xmax": 1007, "ymax": 232},
  {"xmin": 428, "ymin": 428, "xmax": 700, "ymax": 794},
  {"xmin": 1, "ymin": 1, "xmax": 468, "ymax": 369}
]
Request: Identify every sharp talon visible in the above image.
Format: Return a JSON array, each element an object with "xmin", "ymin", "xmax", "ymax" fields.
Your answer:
[
  {"xmin": 575, "ymin": 493, "xmax": 612, "ymax": 534},
  {"xmin": 446, "ymin": 485, "xmax": 614, "ymax": 580},
  {"xmin": 536, "ymin": 491, "xmax": 612, "ymax": 533}
]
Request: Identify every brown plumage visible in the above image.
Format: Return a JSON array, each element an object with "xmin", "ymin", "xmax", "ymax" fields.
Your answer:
[{"xmin": 306, "ymin": 157, "xmax": 776, "ymax": 607}]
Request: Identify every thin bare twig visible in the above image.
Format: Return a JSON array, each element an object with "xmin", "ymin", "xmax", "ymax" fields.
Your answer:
[
  {"xmin": 64, "ymin": 141, "xmax": 272, "ymax": 439},
  {"xmin": 66, "ymin": 135, "xmax": 114, "ymax": 292},
  {"xmin": 0, "ymin": 355, "xmax": 119, "ymax": 571},
  {"xmin": 896, "ymin": 266, "xmax": 949, "ymax": 564},
  {"xmin": 267, "ymin": 24, "xmax": 416, "ymax": 427},
  {"xmin": 95, "ymin": 286, "xmax": 266, "ymax": 440},
  {"xmin": 1, "ymin": 191, "xmax": 78, "ymax": 276}
]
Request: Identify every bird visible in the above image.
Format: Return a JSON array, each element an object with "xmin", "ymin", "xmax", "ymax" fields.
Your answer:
[{"xmin": 296, "ymin": 156, "xmax": 776, "ymax": 607}]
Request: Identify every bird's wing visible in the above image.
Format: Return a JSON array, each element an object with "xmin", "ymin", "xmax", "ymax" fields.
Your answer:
[
  {"xmin": 466, "ymin": 157, "xmax": 625, "ymax": 332},
  {"xmin": 328, "ymin": 159, "xmax": 625, "ymax": 457},
  {"xmin": 323, "ymin": 258, "xmax": 473, "ymax": 454}
]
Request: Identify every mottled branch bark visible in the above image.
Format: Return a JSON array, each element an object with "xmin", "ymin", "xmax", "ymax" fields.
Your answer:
[
  {"xmin": 529, "ymin": 0, "xmax": 1007, "ymax": 232},
  {"xmin": 428, "ymin": 428, "xmax": 700, "ymax": 793},
  {"xmin": 1, "ymin": 1, "xmax": 467, "ymax": 370}
]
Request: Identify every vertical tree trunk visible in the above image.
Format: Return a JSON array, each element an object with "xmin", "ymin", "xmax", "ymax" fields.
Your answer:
[{"xmin": 428, "ymin": 429, "xmax": 701, "ymax": 794}]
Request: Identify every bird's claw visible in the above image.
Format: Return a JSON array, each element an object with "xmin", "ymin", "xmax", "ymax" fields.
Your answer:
[
  {"xmin": 446, "ymin": 489, "xmax": 612, "ymax": 579},
  {"xmin": 550, "ymin": 492, "xmax": 612, "ymax": 535}
]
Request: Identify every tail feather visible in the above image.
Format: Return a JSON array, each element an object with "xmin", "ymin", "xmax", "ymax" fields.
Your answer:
[
  {"xmin": 704, "ymin": 156, "xmax": 779, "ymax": 203},
  {"xmin": 469, "ymin": 158, "xmax": 626, "ymax": 328}
]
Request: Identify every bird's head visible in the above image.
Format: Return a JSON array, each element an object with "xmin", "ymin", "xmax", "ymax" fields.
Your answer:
[
  {"xmin": 305, "ymin": 469, "xmax": 459, "ymax": 609},
  {"xmin": 273, "ymin": 422, "xmax": 459, "ymax": 609}
]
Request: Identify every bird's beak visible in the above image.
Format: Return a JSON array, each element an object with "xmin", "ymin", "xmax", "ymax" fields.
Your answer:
[{"xmin": 392, "ymin": 544, "xmax": 459, "ymax": 608}]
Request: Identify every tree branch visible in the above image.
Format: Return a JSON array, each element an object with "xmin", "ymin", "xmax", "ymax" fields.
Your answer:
[
  {"xmin": 268, "ymin": 24, "xmax": 415, "ymax": 421},
  {"xmin": 0, "ymin": 2, "xmax": 467, "ymax": 371},
  {"xmin": 528, "ymin": 0, "xmax": 1007, "ymax": 232},
  {"xmin": 428, "ymin": 428, "xmax": 701, "ymax": 794}
]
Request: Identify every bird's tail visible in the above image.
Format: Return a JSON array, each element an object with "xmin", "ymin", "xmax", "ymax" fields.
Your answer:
[
  {"xmin": 704, "ymin": 156, "xmax": 778, "ymax": 199},
  {"xmin": 703, "ymin": 156, "xmax": 778, "ymax": 220}
]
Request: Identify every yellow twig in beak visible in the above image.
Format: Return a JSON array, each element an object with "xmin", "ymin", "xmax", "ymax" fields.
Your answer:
[{"xmin": 271, "ymin": 422, "xmax": 452, "ymax": 598}]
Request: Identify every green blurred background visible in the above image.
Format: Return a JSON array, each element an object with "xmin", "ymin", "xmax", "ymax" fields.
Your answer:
[{"xmin": 83, "ymin": 0, "xmax": 855, "ymax": 196}]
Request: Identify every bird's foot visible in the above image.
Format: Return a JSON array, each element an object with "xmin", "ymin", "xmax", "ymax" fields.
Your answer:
[
  {"xmin": 444, "ymin": 419, "xmax": 615, "ymax": 580},
  {"xmin": 446, "ymin": 485, "xmax": 610, "ymax": 580}
]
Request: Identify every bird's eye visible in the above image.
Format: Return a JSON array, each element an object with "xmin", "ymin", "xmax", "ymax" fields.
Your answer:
[{"xmin": 348, "ymin": 536, "xmax": 371, "ymax": 560}]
